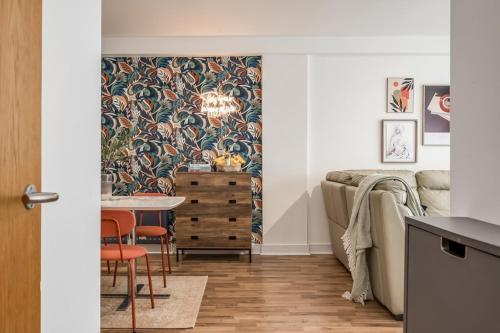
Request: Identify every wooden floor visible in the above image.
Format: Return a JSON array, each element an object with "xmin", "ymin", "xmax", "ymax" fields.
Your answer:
[{"xmin": 102, "ymin": 254, "xmax": 403, "ymax": 333}]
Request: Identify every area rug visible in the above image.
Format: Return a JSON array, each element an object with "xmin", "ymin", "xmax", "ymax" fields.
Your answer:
[{"xmin": 101, "ymin": 275, "xmax": 208, "ymax": 329}]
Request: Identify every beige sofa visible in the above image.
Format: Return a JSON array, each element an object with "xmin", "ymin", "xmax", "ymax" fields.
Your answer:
[{"xmin": 321, "ymin": 169, "xmax": 450, "ymax": 317}]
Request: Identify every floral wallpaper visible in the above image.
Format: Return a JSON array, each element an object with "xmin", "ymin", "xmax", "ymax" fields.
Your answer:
[{"xmin": 101, "ymin": 56, "xmax": 263, "ymax": 242}]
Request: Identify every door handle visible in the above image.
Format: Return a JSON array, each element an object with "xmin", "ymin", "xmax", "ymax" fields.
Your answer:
[{"xmin": 22, "ymin": 184, "xmax": 59, "ymax": 209}]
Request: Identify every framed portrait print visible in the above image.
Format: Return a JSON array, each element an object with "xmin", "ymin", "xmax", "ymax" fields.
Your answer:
[
  {"xmin": 382, "ymin": 119, "xmax": 417, "ymax": 163},
  {"xmin": 423, "ymin": 85, "xmax": 450, "ymax": 146},
  {"xmin": 387, "ymin": 78, "xmax": 414, "ymax": 113}
]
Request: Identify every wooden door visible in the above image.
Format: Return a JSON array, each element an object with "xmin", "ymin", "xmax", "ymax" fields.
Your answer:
[{"xmin": 0, "ymin": 0, "xmax": 42, "ymax": 332}]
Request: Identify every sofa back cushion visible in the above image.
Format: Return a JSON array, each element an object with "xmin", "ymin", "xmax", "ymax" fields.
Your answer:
[
  {"xmin": 326, "ymin": 169, "xmax": 417, "ymax": 189},
  {"xmin": 348, "ymin": 169, "xmax": 417, "ymax": 190},
  {"xmin": 415, "ymin": 170, "xmax": 450, "ymax": 216},
  {"xmin": 326, "ymin": 170, "xmax": 417, "ymax": 206}
]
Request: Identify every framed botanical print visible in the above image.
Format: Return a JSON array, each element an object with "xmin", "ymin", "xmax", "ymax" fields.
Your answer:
[
  {"xmin": 423, "ymin": 85, "xmax": 450, "ymax": 146},
  {"xmin": 387, "ymin": 78, "xmax": 414, "ymax": 113},
  {"xmin": 382, "ymin": 119, "xmax": 417, "ymax": 163}
]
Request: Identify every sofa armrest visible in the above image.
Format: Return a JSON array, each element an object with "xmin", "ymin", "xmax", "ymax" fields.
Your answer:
[
  {"xmin": 321, "ymin": 180, "xmax": 349, "ymax": 229},
  {"xmin": 368, "ymin": 190, "xmax": 405, "ymax": 316}
]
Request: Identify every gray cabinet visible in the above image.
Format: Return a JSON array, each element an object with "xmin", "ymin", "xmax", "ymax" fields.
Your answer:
[{"xmin": 405, "ymin": 217, "xmax": 500, "ymax": 333}]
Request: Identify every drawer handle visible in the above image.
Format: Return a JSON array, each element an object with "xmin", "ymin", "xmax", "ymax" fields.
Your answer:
[
  {"xmin": 229, "ymin": 217, "xmax": 237, "ymax": 222},
  {"xmin": 441, "ymin": 237, "xmax": 466, "ymax": 259},
  {"xmin": 228, "ymin": 236, "xmax": 237, "ymax": 240},
  {"xmin": 228, "ymin": 181, "xmax": 237, "ymax": 186},
  {"xmin": 191, "ymin": 181, "xmax": 199, "ymax": 186},
  {"xmin": 191, "ymin": 235, "xmax": 199, "ymax": 240},
  {"xmin": 228, "ymin": 199, "xmax": 237, "ymax": 204},
  {"xmin": 191, "ymin": 199, "xmax": 199, "ymax": 204},
  {"xmin": 191, "ymin": 217, "xmax": 199, "ymax": 222}
]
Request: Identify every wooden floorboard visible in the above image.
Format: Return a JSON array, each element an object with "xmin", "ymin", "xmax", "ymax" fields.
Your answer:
[{"xmin": 101, "ymin": 254, "xmax": 403, "ymax": 333}]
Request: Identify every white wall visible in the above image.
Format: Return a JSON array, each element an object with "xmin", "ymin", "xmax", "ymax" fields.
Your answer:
[
  {"xmin": 262, "ymin": 55, "xmax": 309, "ymax": 254},
  {"xmin": 103, "ymin": 35, "xmax": 449, "ymax": 254},
  {"xmin": 42, "ymin": 1, "xmax": 101, "ymax": 332},
  {"xmin": 451, "ymin": 0, "xmax": 500, "ymax": 224},
  {"xmin": 102, "ymin": 36, "xmax": 450, "ymax": 56},
  {"xmin": 308, "ymin": 55, "xmax": 451, "ymax": 246},
  {"xmin": 102, "ymin": 0, "xmax": 450, "ymax": 37}
]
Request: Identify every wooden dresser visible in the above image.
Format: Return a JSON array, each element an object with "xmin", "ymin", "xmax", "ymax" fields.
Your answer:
[{"xmin": 175, "ymin": 172, "xmax": 253, "ymax": 262}]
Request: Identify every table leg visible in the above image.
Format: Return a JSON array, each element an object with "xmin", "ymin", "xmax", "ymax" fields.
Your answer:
[
  {"xmin": 126, "ymin": 230, "xmax": 135, "ymax": 297},
  {"xmin": 130, "ymin": 227, "xmax": 146, "ymax": 300}
]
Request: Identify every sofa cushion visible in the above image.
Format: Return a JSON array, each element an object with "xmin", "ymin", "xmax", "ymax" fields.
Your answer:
[
  {"xmin": 374, "ymin": 180, "xmax": 408, "ymax": 206},
  {"xmin": 325, "ymin": 170, "xmax": 356, "ymax": 185},
  {"xmin": 416, "ymin": 170, "xmax": 450, "ymax": 190},
  {"xmin": 326, "ymin": 170, "xmax": 416, "ymax": 206},
  {"xmin": 416, "ymin": 170, "xmax": 450, "ymax": 216},
  {"xmin": 347, "ymin": 170, "xmax": 417, "ymax": 189},
  {"xmin": 326, "ymin": 169, "xmax": 417, "ymax": 189}
]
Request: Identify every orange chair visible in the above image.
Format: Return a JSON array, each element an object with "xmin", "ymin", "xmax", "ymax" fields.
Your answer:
[
  {"xmin": 134, "ymin": 192, "xmax": 172, "ymax": 288},
  {"xmin": 101, "ymin": 210, "xmax": 155, "ymax": 333}
]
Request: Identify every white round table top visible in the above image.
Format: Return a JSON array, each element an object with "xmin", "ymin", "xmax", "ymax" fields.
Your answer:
[{"xmin": 101, "ymin": 196, "xmax": 185, "ymax": 211}]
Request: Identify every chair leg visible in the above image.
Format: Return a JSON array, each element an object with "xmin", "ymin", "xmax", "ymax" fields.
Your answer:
[
  {"xmin": 129, "ymin": 259, "xmax": 136, "ymax": 333},
  {"xmin": 103, "ymin": 239, "xmax": 110, "ymax": 274},
  {"xmin": 145, "ymin": 254, "xmax": 155, "ymax": 309},
  {"xmin": 165, "ymin": 234, "xmax": 172, "ymax": 274},
  {"xmin": 112, "ymin": 261, "xmax": 118, "ymax": 287},
  {"xmin": 160, "ymin": 236, "xmax": 167, "ymax": 288}
]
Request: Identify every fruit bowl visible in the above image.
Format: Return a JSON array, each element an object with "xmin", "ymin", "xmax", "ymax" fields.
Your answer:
[{"xmin": 216, "ymin": 164, "xmax": 242, "ymax": 172}]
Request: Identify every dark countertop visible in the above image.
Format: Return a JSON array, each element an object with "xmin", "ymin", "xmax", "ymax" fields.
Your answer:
[{"xmin": 405, "ymin": 216, "xmax": 500, "ymax": 257}]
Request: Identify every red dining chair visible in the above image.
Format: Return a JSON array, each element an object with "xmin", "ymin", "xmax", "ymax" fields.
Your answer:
[
  {"xmin": 101, "ymin": 210, "xmax": 155, "ymax": 333},
  {"xmin": 133, "ymin": 192, "xmax": 172, "ymax": 287}
]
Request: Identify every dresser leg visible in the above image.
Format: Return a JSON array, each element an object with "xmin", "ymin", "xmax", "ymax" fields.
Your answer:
[{"xmin": 249, "ymin": 248, "xmax": 252, "ymax": 263}]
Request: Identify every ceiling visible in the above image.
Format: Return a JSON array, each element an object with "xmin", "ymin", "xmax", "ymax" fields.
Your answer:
[{"xmin": 102, "ymin": 0, "xmax": 450, "ymax": 37}]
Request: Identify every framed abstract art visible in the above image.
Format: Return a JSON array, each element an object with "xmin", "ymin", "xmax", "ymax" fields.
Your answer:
[
  {"xmin": 387, "ymin": 78, "xmax": 414, "ymax": 113},
  {"xmin": 423, "ymin": 85, "xmax": 450, "ymax": 146},
  {"xmin": 382, "ymin": 119, "xmax": 417, "ymax": 163}
]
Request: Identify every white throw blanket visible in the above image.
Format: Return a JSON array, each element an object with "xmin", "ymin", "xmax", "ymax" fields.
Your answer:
[{"xmin": 341, "ymin": 174, "xmax": 424, "ymax": 304}]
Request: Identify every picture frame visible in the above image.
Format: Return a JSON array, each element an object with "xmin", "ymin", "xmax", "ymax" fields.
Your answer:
[
  {"xmin": 381, "ymin": 119, "xmax": 417, "ymax": 163},
  {"xmin": 422, "ymin": 85, "xmax": 450, "ymax": 146},
  {"xmin": 387, "ymin": 78, "xmax": 414, "ymax": 113}
]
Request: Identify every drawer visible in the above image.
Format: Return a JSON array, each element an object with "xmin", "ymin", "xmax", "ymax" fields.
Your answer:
[
  {"xmin": 176, "ymin": 216, "xmax": 252, "ymax": 228},
  {"xmin": 176, "ymin": 218, "xmax": 251, "ymax": 240},
  {"xmin": 176, "ymin": 234, "xmax": 251, "ymax": 249},
  {"xmin": 406, "ymin": 225, "xmax": 500, "ymax": 333},
  {"xmin": 175, "ymin": 191, "xmax": 252, "ymax": 205},
  {"xmin": 176, "ymin": 216, "xmax": 251, "ymax": 249},
  {"xmin": 176, "ymin": 172, "xmax": 251, "ymax": 189},
  {"xmin": 176, "ymin": 184, "xmax": 250, "ymax": 193},
  {"xmin": 176, "ymin": 225, "xmax": 250, "ymax": 239},
  {"xmin": 175, "ymin": 203, "xmax": 252, "ymax": 217}
]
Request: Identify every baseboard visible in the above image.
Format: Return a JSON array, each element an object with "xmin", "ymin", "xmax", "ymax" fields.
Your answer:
[
  {"xmin": 308, "ymin": 243, "xmax": 334, "ymax": 254},
  {"xmin": 260, "ymin": 243, "xmax": 311, "ymax": 255},
  {"xmin": 142, "ymin": 243, "xmax": 261, "ymax": 255},
  {"xmin": 141, "ymin": 243, "xmax": 332, "ymax": 255}
]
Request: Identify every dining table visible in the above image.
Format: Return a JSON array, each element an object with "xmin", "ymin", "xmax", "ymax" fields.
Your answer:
[{"xmin": 101, "ymin": 195, "xmax": 186, "ymax": 310}]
